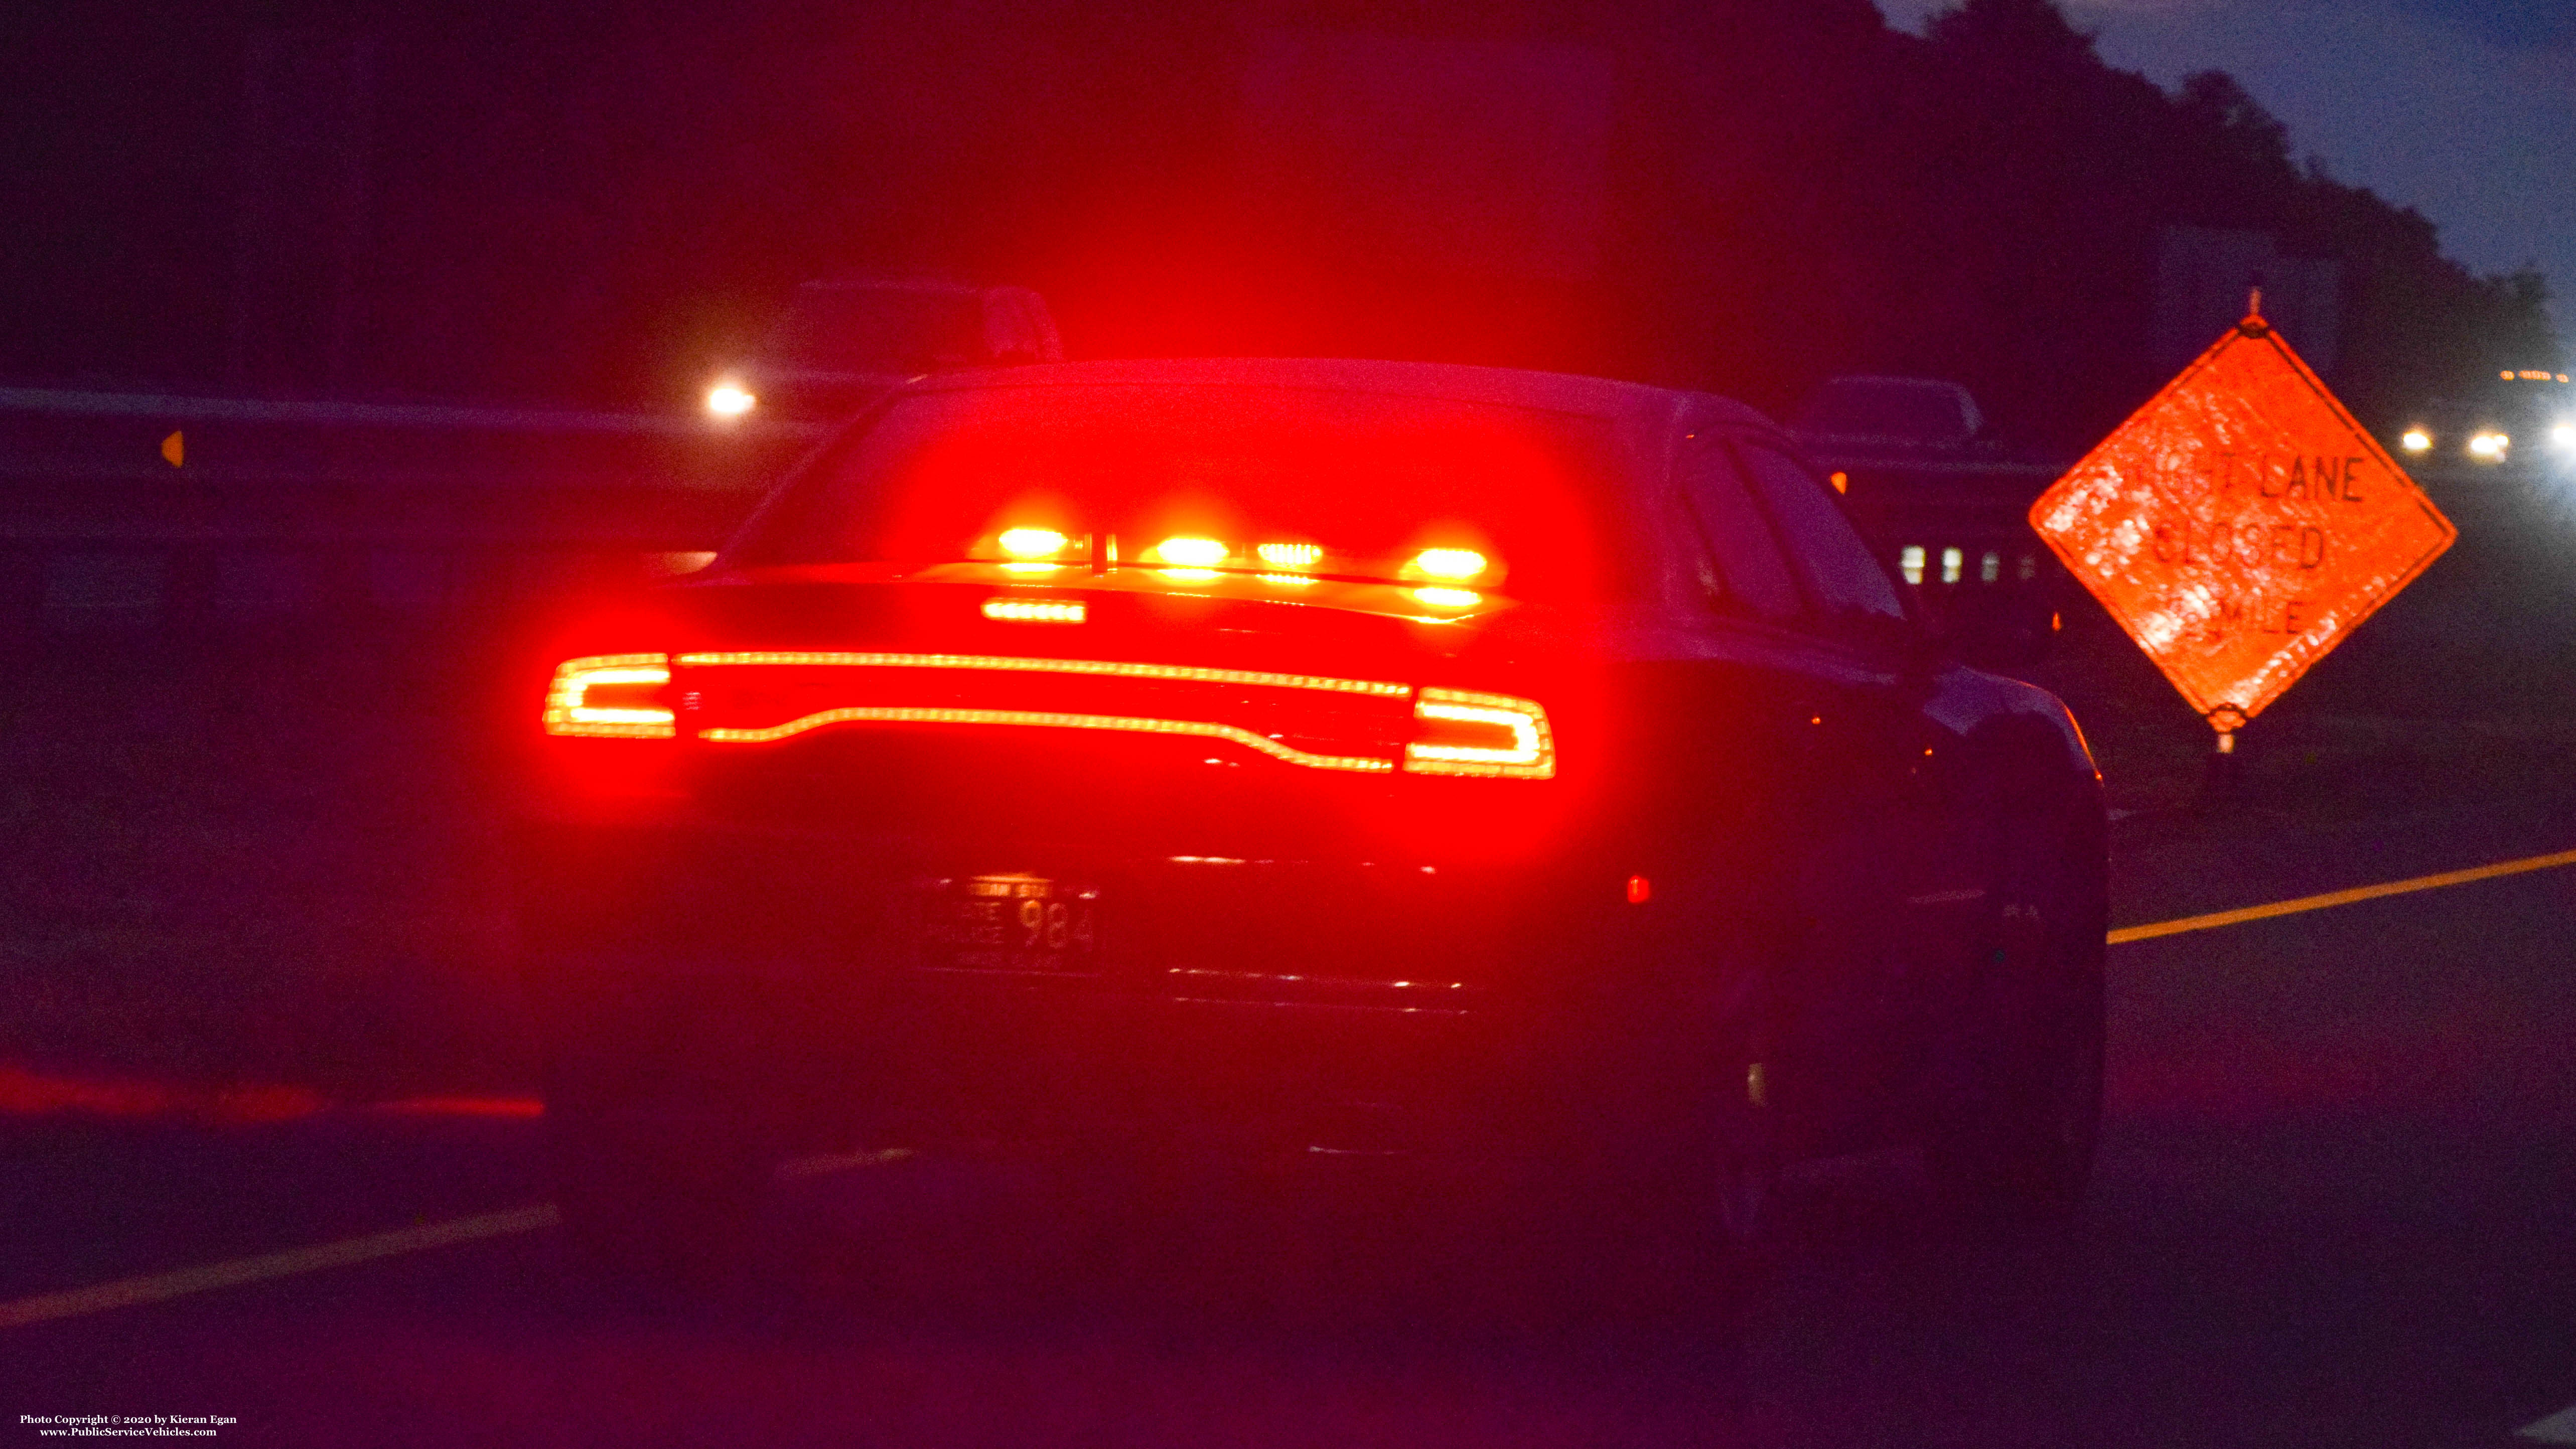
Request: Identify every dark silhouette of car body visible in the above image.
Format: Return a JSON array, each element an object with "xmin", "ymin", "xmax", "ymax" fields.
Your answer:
[{"xmin": 518, "ymin": 359, "xmax": 2107, "ymax": 1277}]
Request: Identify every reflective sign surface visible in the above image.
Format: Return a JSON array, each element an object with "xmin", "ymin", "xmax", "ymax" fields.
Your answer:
[{"xmin": 2030, "ymin": 315, "xmax": 2456, "ymax": 729}]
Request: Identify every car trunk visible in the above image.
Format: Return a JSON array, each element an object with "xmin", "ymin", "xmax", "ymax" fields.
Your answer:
[{"xmin": 529, "ymin": 573, "xmax": 1621, "ymax": 1144}]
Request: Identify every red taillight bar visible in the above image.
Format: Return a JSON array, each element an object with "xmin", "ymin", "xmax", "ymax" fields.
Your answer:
[
  {"xmin": 673, "ymin": 651, "xmax": 1413, "ymax": 698},
  {"xmin": 1406, "ymin": 687, "xmax": 1554, "ymax": 779},
  {"xmin": 699, "ymin": 706, "xmax": 1395, "ymax": 772},
  {"xmin": 543, "ymin": 651, "xmax": 1553, "ymax": 778},
  {"xmin": 543, "ymin": 655, "xmax": 675, "ymax": 738}
]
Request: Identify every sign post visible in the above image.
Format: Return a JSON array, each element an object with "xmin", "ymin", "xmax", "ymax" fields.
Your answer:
[{"xmin": 2030, "ymin": 294, "xmax": 2456, "ymax": 772}]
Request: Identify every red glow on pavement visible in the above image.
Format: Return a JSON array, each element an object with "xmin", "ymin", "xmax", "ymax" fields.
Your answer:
[
  {"xmin": 370, "ymin": 1096, "xmax": 546, "ymax": 1118},
  {"xmin": 0, "ymin": 1066, "xmax": 325, "ymax": 1125},
  {"xmin": 0, "ymin": 1068, "xmax": 546, "ymax": 1124}
]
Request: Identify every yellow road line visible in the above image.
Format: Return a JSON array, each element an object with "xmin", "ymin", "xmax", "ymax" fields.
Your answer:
[
  {"xmin": 9, "ymin": 850, "xmax": 2571, "ymax": 1332},
  {"xmin": 0, "ymin": 1204, "xmax": 558, "ymax": 1330},
  {"xmin": 2109, "ymin": 846, "xmax": 2576, "ymax": 945}
]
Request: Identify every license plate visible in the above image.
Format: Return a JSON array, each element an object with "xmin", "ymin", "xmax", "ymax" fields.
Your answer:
[{"xmin": 917, "ymin": 875, "xmax": 1101, "ymax": 974}]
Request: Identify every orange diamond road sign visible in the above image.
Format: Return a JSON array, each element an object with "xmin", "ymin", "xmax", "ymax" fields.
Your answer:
[{"xmin": 2030, "ymin": 304, "xmax": 2455, "ymax": 734}]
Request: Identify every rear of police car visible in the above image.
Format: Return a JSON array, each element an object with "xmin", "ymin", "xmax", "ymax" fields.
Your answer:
[{"xmin": 518, "ymin": 362, "xmax": 1688, "ymax": 1271}]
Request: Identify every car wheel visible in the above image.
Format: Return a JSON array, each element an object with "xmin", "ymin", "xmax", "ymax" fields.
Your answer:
[{"xmin": 1927, "ymin": 852, "xmax": 2106, "ymax": 1224}]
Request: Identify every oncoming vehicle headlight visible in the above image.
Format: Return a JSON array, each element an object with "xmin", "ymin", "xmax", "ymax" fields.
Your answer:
[
  {"xmin": 1405, "ymin": 687, "xmax": 1554, "ymax": 779},
  {"xmin": 2400, "ymin": 428, "xmax": 2432, "ymax": 454},
  {"xmin": 705, "ymin": 383, "xmax": 756, "ymax": 419},
  {"xmin": 2467, "ymin": 430, "xmax": 2510, "ymax": 461},
  {"xmin": 544, "ymin": 654, "xmax": 674, "ymax": 737}
]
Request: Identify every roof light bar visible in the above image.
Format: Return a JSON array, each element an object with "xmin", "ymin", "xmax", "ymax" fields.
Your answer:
[
  {"xmin": 1154, "ymin": 536, "xmax": 1229, "ymax": 567},
  {"xmin": 1411, "ymin": 548, "xmax": 1487, "ymax": 581},
  {"xmin": 998, "ymin": 528, "xmax": 1071, "ymax": 559}
]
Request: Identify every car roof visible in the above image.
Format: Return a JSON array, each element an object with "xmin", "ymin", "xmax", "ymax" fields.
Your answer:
[{"xmin": 903, "ymin": 357, "xmax": 1774, "ymax": 438}]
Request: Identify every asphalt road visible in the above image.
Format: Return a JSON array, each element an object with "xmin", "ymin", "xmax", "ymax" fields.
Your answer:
[{"xmin": 3, "ymin": 798, "xmax": 2571, "ymax": 1448}]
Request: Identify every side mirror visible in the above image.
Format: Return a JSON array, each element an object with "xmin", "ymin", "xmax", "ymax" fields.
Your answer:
[{"xmin": 1938, "ymin": 588, "xmax": 2058, "ymax": 672}]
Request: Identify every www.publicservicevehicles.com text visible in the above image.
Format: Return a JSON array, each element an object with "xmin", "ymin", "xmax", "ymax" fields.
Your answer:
[{"xmin": 19, "ymin": 1416, "xmax": 234, "ymax": 1436}]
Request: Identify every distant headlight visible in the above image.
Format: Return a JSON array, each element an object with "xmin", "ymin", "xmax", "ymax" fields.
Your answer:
[
  {"xmin": 2399, "ymin": 428, "xmax": 2432, "ymax": 453},
  {"xmin": 705, "ymin": 383, "xmax": 757, "ymax": 418},
  {"xmin": 2466, "ymin": 431, "xmax": 2509, "ymax": 461},
  {"xmin": 2552, "ymin": 421, "xmax": 2575, "ymax": 449}
]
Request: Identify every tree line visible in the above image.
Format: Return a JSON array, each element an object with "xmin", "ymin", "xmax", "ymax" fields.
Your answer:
[{"xmin": 0, "ymin": 0, "xmax": 2553, "ymax": 447}]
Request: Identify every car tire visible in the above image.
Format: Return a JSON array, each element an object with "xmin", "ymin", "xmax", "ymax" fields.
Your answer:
[{"xmin": 1926, "ymin": 845, "xmax": 2106, "ymax": 1225}]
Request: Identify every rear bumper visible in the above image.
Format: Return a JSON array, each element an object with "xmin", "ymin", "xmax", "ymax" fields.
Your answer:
[{"xmin": 513, "ymin": 815, "xmax": 1719, "ymax": 1157}]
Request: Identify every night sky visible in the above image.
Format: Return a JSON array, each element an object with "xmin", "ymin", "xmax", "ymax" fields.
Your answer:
[{"xmin": 1878, "ymin": 0, "xmax": 2576, "ymax": 335}]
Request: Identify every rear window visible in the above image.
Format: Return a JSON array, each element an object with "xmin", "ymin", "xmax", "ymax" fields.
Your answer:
[{"xmin": 735, "ymin": 383, "xmax": 1632, "ymax": 602}]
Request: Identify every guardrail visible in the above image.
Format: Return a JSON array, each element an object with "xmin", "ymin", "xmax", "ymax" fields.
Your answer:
[
  {"xmin": 0, "ymin": 386, "xmax": 825, "ymax": 634},
  {"xmin": 0, "ymin": 386, "xmax": 2534, "ymax": 637}
]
